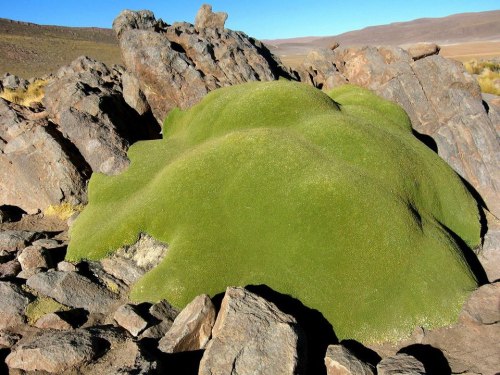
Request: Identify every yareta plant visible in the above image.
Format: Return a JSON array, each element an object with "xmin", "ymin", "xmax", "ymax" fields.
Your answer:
[{"xmin": 67, "ymin": 81, "xmax": 481, "ymax": 342}]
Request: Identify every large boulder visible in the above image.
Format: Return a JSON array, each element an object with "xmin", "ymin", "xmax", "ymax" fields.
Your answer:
[
  {"xmin": 112, "ymin": 6, "xmax": 294, "ymax": 123},
  {"xmin": 43, "ymin": 56, "xmax": 157, "ymax": 175},
  {"xmin": 0, "ymin": 98, "xmax": 88, "ymax": 213},
  {"xmin": 300, "ymin": 45, "xmax": 500, "ymax": 217}
]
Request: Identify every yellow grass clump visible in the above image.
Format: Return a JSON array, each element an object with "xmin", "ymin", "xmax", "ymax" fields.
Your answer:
[
  {"xmin": 464, "ymin": 59, "xmax": 500, "ymax": 96},
  {"xmin": 0, "ymin": 79, "xmax": 49, "ymax": 106},
  {"xmin": 44, "ymin": 202, "xmax": 85, "ymax": 221}
]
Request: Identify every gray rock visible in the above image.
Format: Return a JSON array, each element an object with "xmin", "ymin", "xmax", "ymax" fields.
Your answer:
[
  {"xmin": 2, "ymin": 73, "xmax": 28, "ymax": 90},
  {"xmin": 0, "ymin": 98, "xmax": 89, "ymax": 213},
  {"xmin": 460, "ymin": 282, "xmax": 500, "ymax": 325},
  {"xmin": 479, "ymin": 218, "xmax": 500, "ymax": 282},
  {"xmin": 199, "ymin": 287, "xmax": 305, "ymax": 375},
  {"xmin": 0, "ymin": 331, "xmax": 21, "ymax": 349},
  {"xmin": 0, "ymin": 230, "xmax": 40, "ymax": 252},
  {"xmin": 35, "ymin": 312, "xmax": 73, "ymax": 330},
  {"xmin": 0, "ymin": 281, "xmax": 31, "ymax": 329},
  {"xmin": 406, "ymin": 43, "xmax": 440, "ymax": 61},
  {"xmin": 195, "ymin": 4, "xmax": 228, "ymax": 31},
  {"xmin": 377, "ymin": 353, "xmax": 426, "ymax": 375},
  {"xmin": 149, "ymin": 299, "xmax": 179, "ymax": 321},
  {"xmin": 18, "ymin": 245, "xmax": 54, "ymax": 271},
  {"xmin": 26, "ymin": 270, "xmax": 120, "ymax": 314},
  {"xmin": 139, "ymin": 319, "xmax": 173, "ymax": 340},
  {"xmin": 113, "ymin": 8, "xmax": 294, "ymax": 123},
  {"xmin": 0, "ymin": 259, "xmax": 21, "ymax": 279},
  {"xmin": 5, "ymin": 329, "xmax": 100, "ymax": 373},
  {"xmin": 100, "ymin": 232, "xmax": 168, "ymax": 286},
  {"xmin": 325, "ymin": 344, "xmax": 375, "ymax": 375},
  {"xmin": 158, "ymin": 294, "xmax": 215, "ymax": 353},
  {"xmin": 122, "ymin": 71, "xmax": 150, "ymax": 115},
  {"xmin": 113, "ymin": 303, "xmax": 148, "ymax": 337},
  {"xmin": 57, "ymin": 260, "xmax": 78, "ymax": 272}
]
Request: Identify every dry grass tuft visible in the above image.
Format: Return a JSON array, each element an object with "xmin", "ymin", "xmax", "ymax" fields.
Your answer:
[
  {"xmin": 464, "ymin": 59, "xmax": 500, "ymax": 96},
  {"xmin": 0, "ymin": 79, "xmax": 49, "ymax": 106},
  {"xmin": 44, "ymin": 202, "xmax": 85, "ymax": 221}
]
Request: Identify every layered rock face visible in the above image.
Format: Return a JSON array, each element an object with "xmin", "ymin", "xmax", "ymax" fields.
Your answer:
[
  {"xmin": 300, "ymin": 45, "xmax": 500, "ymax": 217},
  {"xmin": 112, "ymin": 7, "xmax": 295, "ymax": 123}
]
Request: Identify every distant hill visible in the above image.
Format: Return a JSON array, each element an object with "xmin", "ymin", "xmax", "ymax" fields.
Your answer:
[
  {"xmin": 0, "ymin": 18, "xmax": 121, "ymax": 78},
  {"xmin": 266, "ymin": 10, "xmax": 500, "ymax": 57}
]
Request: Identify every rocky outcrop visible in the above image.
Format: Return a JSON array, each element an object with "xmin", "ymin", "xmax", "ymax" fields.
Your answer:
[
  {"xmin": 300, "ymin": 45, "xmax": 500, "ymax": 217},
  {"xmin": 0, "ymin": 98, "xmax": 88, "ymax": 213},
  {"xmin": 198, "ymin": 287, "xmax": 306, "ymax": 375},
  {"xmin": 112, "ymin": 6, "xmax": 295, "ymax": 123}
]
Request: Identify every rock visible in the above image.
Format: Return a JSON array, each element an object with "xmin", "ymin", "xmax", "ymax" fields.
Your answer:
[
  {"xmin": 113, "ymin": 303, "xmax": 148, "ymax": 337},
  {"xmin": 330, "ymin": 41, "xmax": 340, "ymax": 51},
  {"xmin": 195, "ymin": 4, "xmax": 228, "ymax": 31},
  {"xmin": 2, "ymin": 73, "xmax": 28, "ymax": 90},
  {"xmin": 198, "ymin": 287, "xmax": 305, "ymax": 375},
  {"xmin": 482, "ymin": 93, "xmax": 500, "ymax": 135},
  {"xmin": 0, "ymin": 98, "xmax": 89, "ymax": 213},
  {"xmin": 479, "ymin": 217, "xmax": 500, "ymax": 282},
  {"xmin": 57, "ymin": 260, "xmax": 77, "ymax": 272},
  {"xmin": 305, "ymin": 45, "xmax": 500, "ymax": 217},
  {"xmin": 139, "ymin": 319, "xmax": 173, "ymax": 340},
  {"xmin": 17, "ymin": 267, "xmax": 44, "ymax": 279},
  {"xmin": 377, "ymin": 353, "xmax": 426, "ymax": 375},
  {"xmin": 0, "ymin": 331, "xmax": 21, "ymax": 349},
  {"xmin": 100, "ymin": 232, "xmax": 168, "ymax": 285},
  {"xmin": 298, "ymin": 49, "xmax": 348, "ymax": 91},
  {"xmin": 18, "ymin": 245, "xmax": 54, "ymax": 271},
  {"xmin": 149, "ymin": 299, "xmax": 179, "ymax": 321},
  {"xmin": 26, "ymin": 270, "xmax": 120, "ymax": 314},
  {"xmin": 0, "ymin": 281, "xmax": 31, "ymax": 329},
  {"xmin": 421, "ymin": 321, "xmax": 500, "ymax": 375},
  {"xmin": 325, "ymin": 344, "xmax": 375, "ymax": 375},
  {"xmin": 113, "ymin": 8, "xmax": 294, "ymax": 123},
  {"xmin": 122, "ymin": 71, "xmax": 150, "ymax": 115},
  {"xmin": 406, "ymin": 43, "xmax": 440, "ymax": 61},
  {"xmin": 5, "ymin": 329, "xmax": 100, "ymax": 373},
  {"xmin": 460, "ymin": 282, "xmax": 500, "ymax": 324},
  {"xmin": 0, "ymin": 259, "xmax": 21, "ymax": 279},
  {"xmin": 35, "ymin": 312, "xmax": 73, "ymax": 330},
  {"xmin": 158, "ymin": 294, "xmax": 215, "ymax": 353},
  {"xmin": 0, "ymin": 230, "xmax": 41, "ymax": 252}
]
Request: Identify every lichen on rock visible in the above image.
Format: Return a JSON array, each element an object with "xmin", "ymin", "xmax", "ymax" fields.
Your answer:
[{"xmin": 67, "ymin": 80, "xmax": 481, "ymax": 342}]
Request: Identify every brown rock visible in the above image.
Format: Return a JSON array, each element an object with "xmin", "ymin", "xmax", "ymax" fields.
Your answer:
[
  {"xmin": 122, "ymin": 71, "xmax": 150, "ymax": 115},
  {"xmin": 5, "ymin": 329, "xmax": 99, "ymax": 373},
  {"xmin": 0, "ymin": 230, "xmax": 40, "ymax": 252},
  {"xmin": 57, "ymin": 260, "xmax": 77, "ymax": 272},
  {"xmin": 199, "ymin": 287, "xmax": 305, "ymax": 375},
  {"xmin": 325, "ymin": 344, "xmax": 375, "ymax": 375},
  {"xmin": 35, "ymin": 312, "xmax": 73, "ymax": 330},
  {"xmin": 377, "ymin": 353, "xmax": 426, "ymax": 375},
  {"xmin": 113, "ymin": 8, "xmax": 294, "ymax": 123},
  {"xmin": 18, "ymin": 245, "xmax": 54, "ymax": 271},
  {"xmin": 460, "ymin": 282, "xmax": 500, "ymax": 325},
  {"xmin": 406, "ymin": 43, "xmax": 440, "ymax": 60},
  {"xmin": 158, "ymin": 294, "xmax": 215, "ymax": 353},
  {"xmin": 0, "ymin": 259, "xmax": 21, "ymax": 279},
  {"xmin": 113, "ymin": 303, "xmax": 148, "ymax": 337},
  {"xmin": 479, "ymin": 216, "xmax": 500, "ymax": 282},
  {"xmin": 0, "ymin": 281, "xmax": 31, "ymax": 329},
  {"xmin": 195, "ymin": 4, "xmax": 228, "ymax": 31},
  {"xmin": 0, "ymin": 331, "xmax": 21, "ymax": 349}
]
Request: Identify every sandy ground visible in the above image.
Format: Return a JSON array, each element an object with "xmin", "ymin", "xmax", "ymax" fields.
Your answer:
[{"xmin": 277, "ymin": 41, "xmax": 500, "ymax": 69}]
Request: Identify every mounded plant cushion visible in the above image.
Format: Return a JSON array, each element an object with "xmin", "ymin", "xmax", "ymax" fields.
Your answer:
[{"xmin": 67, "ymin": 81, "xmax": 481, "ymax": 342}]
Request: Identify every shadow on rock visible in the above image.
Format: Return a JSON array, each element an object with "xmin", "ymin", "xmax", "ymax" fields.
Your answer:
[
  {"xmin": 412, "ymin": 129, "xmax": 438, "ymax": 154},
  {"xmin": 398, "ymin": 344, "xmax": 451, "ymax": 375},
  {"xmin": 340, "ymin": 339, "xmax": 382, "ymax": 368},
  {"xmin": 245, "ymin": 284, "xmax": 338, "ymax": 375}
]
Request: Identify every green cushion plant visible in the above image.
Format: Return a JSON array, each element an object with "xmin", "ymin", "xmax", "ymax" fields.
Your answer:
[{"xmin": 67, "ymin": 80, "xmax": 481, "ymax": 342}]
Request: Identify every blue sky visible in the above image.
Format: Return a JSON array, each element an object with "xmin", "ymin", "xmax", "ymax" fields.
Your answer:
[{"xmin": 1, "ymin": 0, "xmax": 499, "ymax": 39}]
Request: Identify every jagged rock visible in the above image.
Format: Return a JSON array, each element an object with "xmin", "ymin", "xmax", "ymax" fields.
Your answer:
[
  {"xmin": 26, "ymin": 270, "xmax": 120, "ymax": 314},
  {"xmin": 5, "ymin": 329, "xmax": 100, "ymax": 373},
  {"xmin": 100, "ymin": 232, "xmax": 168, "ymax": 286},
  {"xmin": 0, "ymin": 282, "xmax": 31, "ymax": 329},
  {"xmin": 113, "ymin": 303, "xmax": 148, "ymax": 337},
  {"xmin": 43, "ymin": 56, "xmax": 157, "ymax": 176},
  {"xmin": 406, "ymin": 43, "xmax": 440, "ymax": 60},
  {"xmin": 198, "ymin": 287, "xmax": 305, "ymax": 375},
  {"xmin": 122, "ymin": 71, "xmax": 150, "ymax": 115},
  {"xmin": 460, "ymin": 282, "xmax": 500, "ymax": 324},
  {"xmin": 139, "ymin": 319, "xmax": 173, "ymax": 340},
  {"xmin": 18, "ymin": 245, "xmax": 54, "ymax": 271},
  {"xmin": 35, "ymin": 312, "xmax": 73, "ymax": 330},
  {"xmin": 113, "ymin": 7, "xmax": 294, "ymax": 123},
  {"xmin": 0, "ymin": 98, "xmax": 89, "ymax": 213},
  {"xmin": 377, "ymin": 353, "xmax": 426, "ymax": 375},
  {"xmin": 298, "ymin": 49, "xmax": 347, "ymax": 90},
  {"xmin": 0, "ymin": 230, "xmax": 41, "ymax": 252},
  {"xmin": 195, "ymin": 4, "xmax": 228, "ymax": 31},
  {"xmin": 158, "ymin": 294, "xmax": 215, "ymax": 353},
  {"xmin": 302, "ymin": 45, "xmax": 500, "ymax": 217},
  {"xmin": 325, "ymin": 344, "xmax": 375, "ymax": 375}
]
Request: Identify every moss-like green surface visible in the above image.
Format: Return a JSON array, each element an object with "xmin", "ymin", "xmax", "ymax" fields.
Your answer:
[
  {"xmin": 25, "ymin": 297, "xmax": 69, "ymax": 325},
  {"xmin": 67, "ymin": 81, "xmax": 481, "ymax": 342}
]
